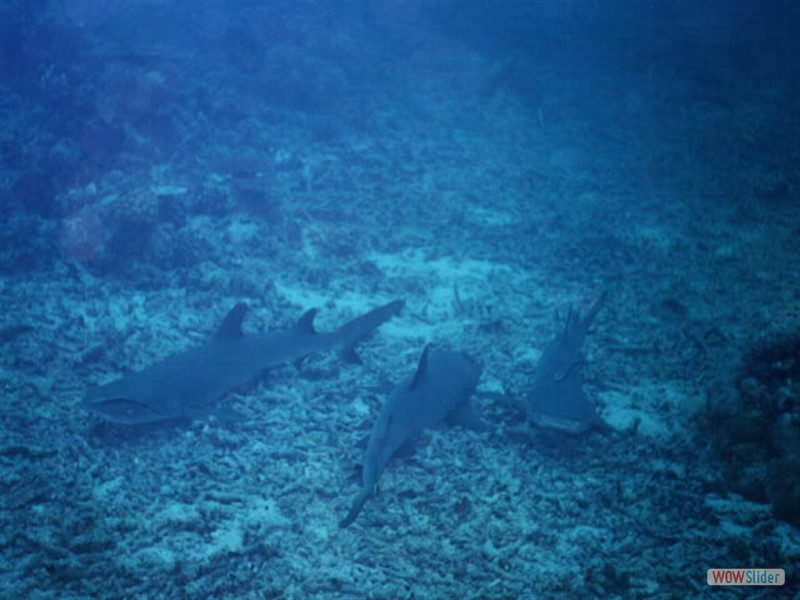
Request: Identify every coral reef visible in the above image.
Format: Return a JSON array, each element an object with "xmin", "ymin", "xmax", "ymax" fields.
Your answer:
[{"xmin": 712, "ymin": 332, "xmax": 800, "ymax": 526}]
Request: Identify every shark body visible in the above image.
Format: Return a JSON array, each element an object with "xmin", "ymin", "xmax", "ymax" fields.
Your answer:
[
  {"xmin": 522, "ymin": 293, "xmax": 607, "ymax": 433},
  {"xmin": 83, "ymin": 300, "xmax": 404, "ymax": 425},
  {"xmin": 340, "ymin": 346, "xmax": 485, "ymax": 528}
]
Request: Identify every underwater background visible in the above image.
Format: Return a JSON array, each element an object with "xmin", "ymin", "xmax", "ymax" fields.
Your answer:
[{"xmin": 1, "ymin": 0, "xmax": 798, "ymax": 597}]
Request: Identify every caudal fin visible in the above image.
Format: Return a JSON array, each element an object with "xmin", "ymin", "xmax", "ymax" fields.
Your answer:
[
  {"xmin": 339, "ymin": 488, "xmax": 372, "ymax": 528},
  {"xmin": 334, "ymin": 300, "xmax": 405, "ymax": 360}
]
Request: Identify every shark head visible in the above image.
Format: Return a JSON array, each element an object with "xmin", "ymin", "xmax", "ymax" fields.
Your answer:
[
  {"xmin": 82, "ymin": 395, "xmax": 171, "ymax": 425},
  {"xmin": 82, "ymin": 374, "xmax": 173, "ymax": 425}
]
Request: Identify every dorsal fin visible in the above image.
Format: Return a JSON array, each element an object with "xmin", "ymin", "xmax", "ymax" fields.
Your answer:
[
  {"xmin": 296, "ymin": 308, "xmax": 317, "ymax": 334},
  {"xmin": 410, "ymin": 345, "xmax": 431, "ymax": 389},
  {"xmin": 215, "ymin": 303, "xmax": 247, "ymax": 340}
]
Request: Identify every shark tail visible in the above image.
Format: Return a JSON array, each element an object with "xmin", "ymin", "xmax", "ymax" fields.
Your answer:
[
  {"xmin": 339, "ymin": 488, "xmax": 372, "ymax": 528},
  {"xmin": 334, "ymin": 299, "xmax": 405, "ymax": 363},
  {"xmin": 565, "ymin": 292, "xmax": 607, "ymax": 343},
  {"xmin": 582, "ymin": 291, "xmax": 607, "ymax": 329}
]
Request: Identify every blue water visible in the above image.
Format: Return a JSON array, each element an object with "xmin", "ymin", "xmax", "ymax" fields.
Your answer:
[{"xmin": 1, "ymin": 1, "xmax": 798, "ymax": 598}]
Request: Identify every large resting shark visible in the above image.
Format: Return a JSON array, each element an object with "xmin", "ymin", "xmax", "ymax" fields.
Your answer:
[
  {"xmin": 340, "ymin": 346, "xmax": 486, "ymax": 528},
  {"xmin": 520, "ymin": 293, "xmax": 608, "ymax": 434},
  {"xmin": 83, "ymin": 299, "xmax": 404, "ymax": 425}
]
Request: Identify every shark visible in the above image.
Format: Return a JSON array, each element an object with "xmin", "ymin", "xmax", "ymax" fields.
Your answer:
[
  {"xmin": 340, "ymin": 346, "xmax": 486, "ymax": 528},
  {"xmin": 520, "ymin": 293, "xmax": 608, "ymax": 434},
  {"xmin": 82, "ymin": 299, "xmax": 404, "ymax": 425}
]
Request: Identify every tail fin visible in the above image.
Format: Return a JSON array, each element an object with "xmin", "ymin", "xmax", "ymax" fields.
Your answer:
[
  {"xmin": 339, "ymin": 487, "xmax": 372, "ymax": 528},
  {"xmin": 565, "ymin": 292, "xmax": 607, "ymax": 345},
  {"xmin": 581, "ymin": 291, "xmax": 607, "ymax": 330},
  {"xmin": 335, "ymin": 300, "xmax": 404, "ymax": 362}
]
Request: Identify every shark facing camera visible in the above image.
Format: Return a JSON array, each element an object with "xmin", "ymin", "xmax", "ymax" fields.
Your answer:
[{"xmin": 340, "ymin": 345, "xmax": 488, "ymax": 528}]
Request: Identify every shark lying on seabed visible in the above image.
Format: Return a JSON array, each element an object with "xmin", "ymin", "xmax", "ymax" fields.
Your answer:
[
  {"xmin": 517, "ymin": 292, "xmax": 610, "ymax": 435},
  {"xmin": 83, "ymin": 299, "xmax": 404, "ymax": 425},
  {"xmin": 340, "ymin": 345, "xmax": 486, "ymax": 528}
]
